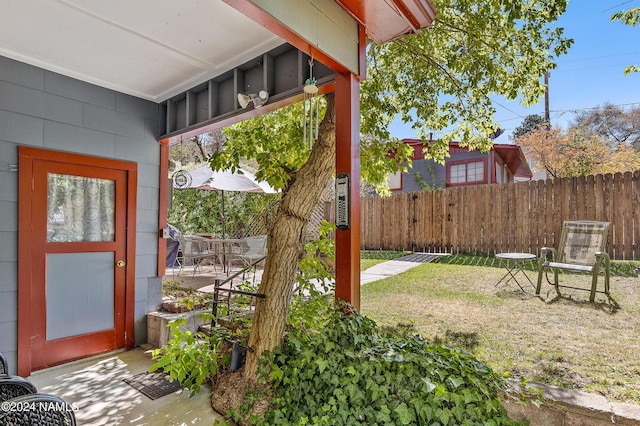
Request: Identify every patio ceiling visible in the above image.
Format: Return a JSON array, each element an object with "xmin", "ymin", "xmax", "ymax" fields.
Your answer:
[
  {"xmin": 0, "ymin": 0, "xmax": 283, "ymax": 102},
  {"xmin": 0, "ymin": 1, "xmax": 435, "ymax": 105}
]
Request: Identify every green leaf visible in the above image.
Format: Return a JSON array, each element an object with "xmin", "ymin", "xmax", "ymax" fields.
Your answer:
[
  {"xmin": 394, "ymin": 402, "xmax": 415, "ymax": 425},
  {"xmin": 269, "ymin": 364, "xmax": 284, "ymax": 384},
  {"xmin": 448, "ymin": 376, "xmax": 465, "ymax": 389},
  {"xmin": 376, "ymin": 404, "xmax": 392, "ymax": 423},
  {"xmin": 315, "ymin": 359, "xmax": 329, "ymax": 373},
  {"xmin": 439, "ymin": 410, "xmax": 450, "ymax": 425},
  {"xmin": 421, "ymin": 378, "xmax": 437, "ymax": 393}
]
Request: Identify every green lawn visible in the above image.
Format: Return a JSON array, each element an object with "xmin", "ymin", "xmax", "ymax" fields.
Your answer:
[
  {"xmin": 359, "ymin": 256, "xmax": 640, "ymax": 404},
  {"xmin": 361, "ymin": 258, "xmax": 386, "ymax": 270},
  {"xmin": 360, "ymin": 249, "xmax": 410, "ymax": 271}
]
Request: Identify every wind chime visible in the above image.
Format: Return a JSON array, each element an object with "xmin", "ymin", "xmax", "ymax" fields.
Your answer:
[{"xmin": 303, "ymin": 57, "xmax": 319, "ymax": 149}]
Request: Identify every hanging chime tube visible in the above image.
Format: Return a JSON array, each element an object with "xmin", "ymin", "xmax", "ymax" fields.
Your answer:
[
  {"xmin": 314, "ymin": 97, "xmax": 319, "ymax": 139},
  {"xmin": 303, "ymin": 98, "xmax": 307, "ymax": 148},
  {"xmin": 308, "ymin": 97, "xmax": 312, "ymax": 144}
]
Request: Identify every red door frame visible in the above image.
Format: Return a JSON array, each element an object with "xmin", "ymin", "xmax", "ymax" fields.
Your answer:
[{"xmin": 17, "ymin": 147, "xmax": 137, "ymax": 376}]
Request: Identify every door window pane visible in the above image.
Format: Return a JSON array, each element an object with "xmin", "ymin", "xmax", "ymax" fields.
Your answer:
[
  {"xmin": 46, "ymin": 252, "xmax": 114, "ymax": 339},
  {"xmin": 47, "ymin": 173, "xmax": 115, "ymax": 242}
]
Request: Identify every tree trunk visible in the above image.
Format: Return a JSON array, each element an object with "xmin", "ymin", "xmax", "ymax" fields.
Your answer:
[
  {"xmin": 243, "ymin": 93, "xmax": 336, "ymax": 379},
  {"xmin": 192, "ymin": 135, "xmax": 207, "ymax": 162}
]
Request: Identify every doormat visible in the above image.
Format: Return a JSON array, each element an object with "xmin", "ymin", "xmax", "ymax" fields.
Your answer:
[
  {"xmin": 122, "ymin": 372, "xmax": 182, "ymax": 400},
  {"xmin": 394, "ymin": 253, "xmax": 445, "ymax": 263}
]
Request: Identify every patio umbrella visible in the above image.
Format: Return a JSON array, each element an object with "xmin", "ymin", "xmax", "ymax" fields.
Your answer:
[{"xmin": 173, "ymin": 165, "xmax": 277, "ymax": 236}]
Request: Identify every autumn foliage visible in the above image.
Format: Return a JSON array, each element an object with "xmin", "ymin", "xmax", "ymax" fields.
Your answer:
[{"xmin": 516, "ymin": 126, "xmax": 640, "ymax": 178}]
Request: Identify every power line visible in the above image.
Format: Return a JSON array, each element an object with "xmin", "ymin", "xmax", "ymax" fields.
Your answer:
[
  {"xmin": 602, "ymin": 1, "xmax": 633, "ymax": 13},
  {"xmin": 494, "ymin": 100, "xmax": 640, "ymax": 118},
  {"xmin": 558, "ymin": 51, "xmax": 640, "ymax": 64},
  {"xmin": 411, "ymin": 102, "xmax": 640, "ymax": 138},
  {"xmin": 493, "ymin": 102, "xmax": 640, "ymax": 132},
  {"xmin": 491, "ymin": 100, "xmax": 526, "ymax": 119},
  {"xmin": 550, "ymin": 101, "xmax": 640, "ymax": 113},
  {"xmin": 553, "ymin": 62, "xmax": 640, "ymax": 74}
]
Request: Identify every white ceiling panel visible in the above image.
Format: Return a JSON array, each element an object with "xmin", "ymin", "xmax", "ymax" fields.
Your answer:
[{"xmin": 0, "ymin": 0, "xmax": 283, "ymax": 101}]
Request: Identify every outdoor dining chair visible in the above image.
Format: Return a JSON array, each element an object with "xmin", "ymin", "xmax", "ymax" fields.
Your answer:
[
  {"xmin": 177, "ymin": 235, "xmax": 219, "ymax": 275},
  {"xmin": 229, "ymin": 235, "xmax": 267, "ymax": 268},
  {"xmin": 0, "ymin": 352, "xmax": 77, "ymax": 425},
  {"xmin": 0, "ymin": 352, "xmax": 7, "ymax": 375},
  {"xmin": 0, "ymin": 375, "xmax": 38, "ymax": 402},
  {"xmin": 0, "ymin": 393, "xmax": 77, "ymax": 425}
]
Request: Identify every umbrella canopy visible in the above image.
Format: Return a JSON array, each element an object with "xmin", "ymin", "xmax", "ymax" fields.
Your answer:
[
  {"xmin": 188, "ymin": 166, "xmax": 277, "ymax": 194},
  {"xmin": 172, "ymin": 165, "xmax": 277, "ymax": 236}
]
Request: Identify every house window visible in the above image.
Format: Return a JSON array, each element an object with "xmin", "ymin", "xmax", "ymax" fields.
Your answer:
[
  {"xmin": 495, "ymin": 161, "xmax": 503, "ymax": 183},
  {"xmin": 388, "ymin": 171, "xmax": 402, "ymax": 191},
  {"xmin": 447, "ymin": 159, "xmax": 486, "ymax": 185}
]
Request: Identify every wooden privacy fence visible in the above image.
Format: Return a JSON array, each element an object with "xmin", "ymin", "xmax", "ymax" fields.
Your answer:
[{"xmin": 361, "ymin": 171, "xmax": 640, "ymax": 261}]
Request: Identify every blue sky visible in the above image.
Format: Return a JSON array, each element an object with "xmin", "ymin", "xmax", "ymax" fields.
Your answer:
[{"xmin": 389, "ymin": 1, "xmax": 640, "ymax": 142}]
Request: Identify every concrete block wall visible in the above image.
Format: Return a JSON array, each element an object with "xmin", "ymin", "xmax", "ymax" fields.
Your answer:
[
  {"xmin": 147, "ymin": 310, "xmax": 208, "ymax": 348},
  {"xmin": 502, "ymin": 383, "xmax": 640, "ymax": 425},
  {"xmin": 0, "ymin": 55, "xmax": 162, "ymax": 374}
]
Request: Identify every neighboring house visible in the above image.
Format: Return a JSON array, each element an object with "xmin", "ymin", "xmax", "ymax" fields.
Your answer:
[
  {"xmin": 0, "ymin": 1, "xmax": 435, "ymax": 376},
  {"xmin": 389, "ymin": 138, "xmax": 533, "ymax": 192}
]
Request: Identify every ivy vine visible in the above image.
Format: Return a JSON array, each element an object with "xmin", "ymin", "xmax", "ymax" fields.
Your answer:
[{"xmin": 255, "ymin": 302, "xmax": 525, "ymax": 425}]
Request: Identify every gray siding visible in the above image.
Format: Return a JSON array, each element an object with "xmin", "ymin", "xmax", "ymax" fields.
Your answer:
[
  {"xmin": 401, "ymin": 159, "xmax": 446, "ymax": 192},
  {"xmin": 399, "ymin": 152, "xmax": 492, "ymax": 193},
  {"xmin": 0, "ymin": 56, "xmax": 162, "ymax": 373}
]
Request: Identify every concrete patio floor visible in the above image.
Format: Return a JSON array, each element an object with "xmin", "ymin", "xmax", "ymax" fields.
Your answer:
[
  {"xmin": 28, "ymin": 346, "xmax": 223, "ymax": 426},
  {"xmin": 166, "ymin": 252, "xmax": 442, "ymax": 294},
  {"xmin": 165, "ymin": 264, "xmax": 264, "ymax": 293}
]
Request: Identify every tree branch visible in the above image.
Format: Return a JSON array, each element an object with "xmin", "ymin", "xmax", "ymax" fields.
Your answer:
[{"xmin": 392, "ymin": 38, "xmax": 464, "ymax": 93}]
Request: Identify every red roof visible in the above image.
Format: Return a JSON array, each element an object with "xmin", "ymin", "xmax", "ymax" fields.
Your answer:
[
  {"xmin": 338, "ymin": 0, "xmax": 437, "ymax": 44},
  {"xmin": 492, "ymin": 143, "xmax": 533, "ymax": 179}
]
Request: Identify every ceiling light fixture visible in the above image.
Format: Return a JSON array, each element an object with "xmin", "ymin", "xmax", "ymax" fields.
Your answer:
[{"xmin": 237, "ymin": 90, "xmax": 269, "ymax": 109}]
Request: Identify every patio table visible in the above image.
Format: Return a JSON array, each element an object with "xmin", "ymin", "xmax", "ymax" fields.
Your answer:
[
  {"xmin": 495, "ymin": 252, "xmax": 536, "ymax": 292},
  {"xmin": 206, "ymin": 238, "xmax": 243, "ymax": 274}
]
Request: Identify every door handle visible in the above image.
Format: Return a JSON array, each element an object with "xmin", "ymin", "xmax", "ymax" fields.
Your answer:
[{"xmin": 116, "ymin": 260, "xmax": 126, "ymax": 268}]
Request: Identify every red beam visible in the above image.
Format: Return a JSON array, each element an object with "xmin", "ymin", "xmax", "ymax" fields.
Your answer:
[
  {"xmin": 157, "ymin": 142, "xmax": 169, "ymax": 276},
  {"xmin": 334, "ymin": 72, "xmax": 361, "ymax": 309}
]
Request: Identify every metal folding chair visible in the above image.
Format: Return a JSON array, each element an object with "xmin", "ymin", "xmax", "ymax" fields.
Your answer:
[{"xmin": 536, "ymin": 221, "xmax": 611, "ymax": 302}]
